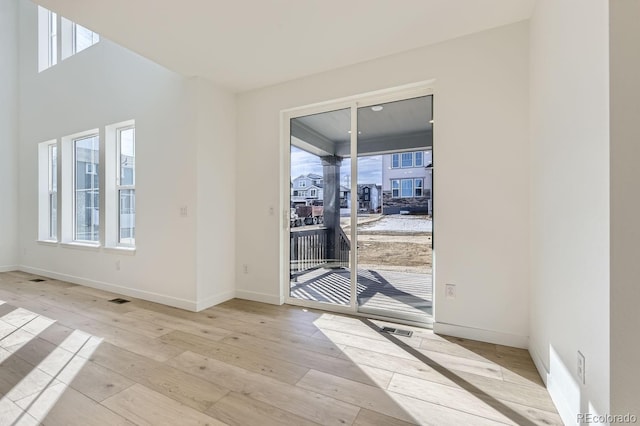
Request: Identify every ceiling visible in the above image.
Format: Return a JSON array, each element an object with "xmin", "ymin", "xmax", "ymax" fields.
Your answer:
[
  {"xmin": 291, "ymin": 96, "xmax": 433, "ymax": 157},
  {"xmin": 35, "ymin": 0, "xmax": 535, "ymax": 92}
]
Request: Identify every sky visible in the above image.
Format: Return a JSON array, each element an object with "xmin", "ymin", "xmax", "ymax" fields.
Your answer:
[{"xmin": 290, "ymin": 146, "xmax": 382, "ymax": 186}]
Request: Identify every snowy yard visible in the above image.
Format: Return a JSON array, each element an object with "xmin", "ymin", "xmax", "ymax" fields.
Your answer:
[{"xmin": 360, "ymin": 215, "xmax": 432, "ymax": 233}]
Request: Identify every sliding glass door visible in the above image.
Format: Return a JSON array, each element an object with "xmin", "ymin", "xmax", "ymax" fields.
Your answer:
[
  {"xmin": 288, "ymin": 107, "xmax": 353, "ymax": 308},
  {"xmin": 284, "ymin": 89, "xmax": 433, "ymax": 323}
]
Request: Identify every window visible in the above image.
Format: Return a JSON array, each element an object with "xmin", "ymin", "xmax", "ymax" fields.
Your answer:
[
  {"xmin": 309, "ymin": 188, "xmax": 317, "ymax": 197},
  {"xmin": 401, "ymin": 179, "xmax": 413, "ymax": 197},
  {"xmin": 391, "ymin": 154, "xmax": 400, "ymax": 168},
  {"xmin": 391, "ymin": 180, "xmax": 400, "ymax": 197},
  {"xmin": 72, "ymin": 23, "xmax": 100, "ymax": 54},
  {"xmin": 48, "ymin": 145, "xmax": 58, "ymax": 239},
  {"xmin": 38, "ymin": 141, "xmax": 58, "ymax": 241},
  {"xmin": 74, "ymin": 134, "xmax": 100, "ymax": 242},
  {"xmin": 38, "ymin": 7, "xmax": 57, "ymax": 71},
  {"xmin": 401, "ymin": 153, "xmax": 413, "ymax": 168},
  {"xmin": 299, "ymin": 180, "xmax": 307, "ymax": 187},
  {"xmin": 117, "ymin": 127, "xmax": 135, "ymax": 245},
  {"xmin": 415, "ymin": 178, "xmax": 423, "ymax": 197},
  {"xmin": 38, "ymin": 7, "xmax": 100, "ymax": 72},
  {"xmin": 415, "ymin": 152, "xmax": 423, "ymax": 167}
]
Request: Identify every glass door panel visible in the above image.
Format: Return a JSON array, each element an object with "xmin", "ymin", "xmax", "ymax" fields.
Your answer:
[
  {"xmin": 289, "ymin": 108, "xmax": 353, "ymax": 307},
  {"xmin": 355, "ymin": 96, "xmax": 434, "ymax": 322}
]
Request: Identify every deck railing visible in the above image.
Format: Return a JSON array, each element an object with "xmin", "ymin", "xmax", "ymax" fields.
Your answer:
[{"xmin": 290, "ymin": 227, "xmax": 350, "ymax": 275}]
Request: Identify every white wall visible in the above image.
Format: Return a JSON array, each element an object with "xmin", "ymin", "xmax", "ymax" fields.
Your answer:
[
  {"xmin": 0, "ymin": 0, "xmax": 19, "ymax": 271},
  {"xmin": 236, "ymin": 22, "xmax": 530, "ymax": 346},
  {"xmin": 192, "ymin": 77, "xmax": 237, "ymax": 310},
  {"xmin": 609, "ymin": 0, "xmax": 640, "ymax": 418},
  {"xmin": 17, "ymin": 1, "xmax": 235, "ymax": 311},
  {"xmin": 529, "ymin": 0, "xmax": 610, "ymax": 423}
]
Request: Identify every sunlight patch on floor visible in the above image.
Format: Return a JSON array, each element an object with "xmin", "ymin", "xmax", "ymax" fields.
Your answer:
[{"xmin": 0, "ymin": 306, "xmax": 102, "ymax": 425}]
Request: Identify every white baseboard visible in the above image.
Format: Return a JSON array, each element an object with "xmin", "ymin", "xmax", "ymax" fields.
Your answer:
[
  {"xmin": 235, "ymin": 289, "xmax": 282, "ymax": 305},
  {"xmin": 19, "ymin": 265, "xmax": 199, "ymax": 311},
  {"xmin": 195, "ymin": 290, "xmax": 236, "ymax": 311},
  {"xmin": 0, "ymin": 265, "xmax": 18, "ymax": 272},
  {"xmin": 529, "ymin": 344, "xmax": 549, "ymax": 386},
  {"xmin": 433, "ymin": 322, "xmax": 528, "ymax": 349}
]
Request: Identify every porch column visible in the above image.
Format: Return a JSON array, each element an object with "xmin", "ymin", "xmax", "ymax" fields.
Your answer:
[{"xmin": 321, "ymin": 156, "xmax": 342, "ymax": 263}]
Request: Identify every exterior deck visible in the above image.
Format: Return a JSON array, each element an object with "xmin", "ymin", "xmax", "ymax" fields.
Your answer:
[{"xmin": 290, "ymin": 267, "xmax": 433, "ymax": 321}]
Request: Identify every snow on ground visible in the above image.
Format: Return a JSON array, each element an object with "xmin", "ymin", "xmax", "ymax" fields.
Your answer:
[{"xmin": 360, "ymin": 215, "xmax": 432, "ymax": 233}]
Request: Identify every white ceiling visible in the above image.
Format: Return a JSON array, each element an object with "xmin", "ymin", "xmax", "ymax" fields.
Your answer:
[{"xmin": 35, "ymin": 0, "xmax": 535, "ymax": 92}]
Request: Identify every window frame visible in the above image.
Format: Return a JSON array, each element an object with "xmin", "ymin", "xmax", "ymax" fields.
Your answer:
[
  {"xmin": 72, "ymin": 133, "xmax": 100, "ymax": 244},
  {"xmin": 48, "ymin": 144, "xmax": 58, "ymax": 240},
  {"xmin": 116, "ymin": 126, "xmax": 136, "ymax": 247},
  {"xmin": 391, "ymin": 179, "xmax": 400, "ymax": 197},
  {"xmin": 400, "ymin": 179, "xmax": 413, "ymax": 197},
  {"xmin": 38, "ymin": 140, "xmax": 59, "ymax": 242},
  {"xmin": 414, "ymin": 178, "xmax": 424, "ymax": 197},
  {"xmin": 415, "ymin": 152, "xmax": 424, "ymax": 167},
  {"xmin": 401, "ymin": 152, "xmax": 414, "ymax": 168},
  {"xmin": 71, "ymin": 22, "xmax": 100, "ymax": 55},
  {"xmin": 391, "ymin": 154, "xmax": 400, "ymax": 169}
]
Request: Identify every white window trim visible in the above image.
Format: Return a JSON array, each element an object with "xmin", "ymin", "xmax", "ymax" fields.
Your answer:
[
  {"xmin": 414, "ymin": 178, "xmax": 424, "ymax": 197},
  {"xmin": 37, "ymin": 140, "xmax": 59, "ymax": 242},
  {"xmin": 73, "ymin": 134, "xmax": 100, "ymax": 244},
  {"xmin": 39, "ymin": 7, "xmax": 101, "ymax": 71},
  {"xmin": 400, "ymin": 178, "xmax": 414, "ymax": 198},
  {"xmin": 391, "ymin": 179, "xmax": 400, "ymax": 197},
  {"xmin": 105, "ymin": 120, "xmax": 136, "ymax": 250},
  {"xmin": 400, "ymin": 152, "xmax": 414, "ymax": 168},
  {"xmin": 116, "ymin": 125, "xmax": 135, "ymax": 247},
  {"xmin": 61, "ymin": 128, "xmax": 101, "ymax": 247},
  {"xmin": 415, "ymin": 152, "xmax": 424, "ymax": 167},
  {"xmin": 391, "ymin": 153, "xmax": 400, "ymax": 169}
]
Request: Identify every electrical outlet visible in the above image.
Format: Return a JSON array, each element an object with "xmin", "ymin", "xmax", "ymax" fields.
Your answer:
[
  {"xmin": 577, "ymin": 351, "xmax": 586, "ymax": 384},
  {"xmin": 179, "ymin": 206, "xmax": 188, "ymax": 217},
  {"xmin": 445, "ymin": 284, "xmax": 456, "ymax": 299},
  {"xmin": 115, "ymin": 260, "xmax": 121, "ymax": 271},
  {"xmin": 243, "ymin": 264, "xmax": 248, "ymax": 274},
  {"xmin": 268, "ymin": 206, "xmax": 275, "ymax": 216}
]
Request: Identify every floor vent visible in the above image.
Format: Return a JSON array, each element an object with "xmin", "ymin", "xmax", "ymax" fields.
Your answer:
[
  {"xmin": 29, "ymin": 278, "xmax": 46, "ymax": 282},
  {"xmin": 380, "ymin": 326, "xmax": 413, "ymax": 337},
  {"xmin": 109, "ymin": 298, "xmax": 130, "ymax": 304}
]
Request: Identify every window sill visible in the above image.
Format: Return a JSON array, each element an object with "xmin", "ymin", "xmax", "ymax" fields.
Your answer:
[
  {"xmin": 60, "ymin": 242, "xmax": 101, "ymax": 251},
  {"xmin": 36, "ymin": 240, "xmax": 59, "ymax": 247},
  {"xmin": 103, "ymin": 246, "xmax": 136, "ymax": 256}
]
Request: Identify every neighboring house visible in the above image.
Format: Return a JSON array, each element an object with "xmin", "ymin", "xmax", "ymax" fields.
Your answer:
[
  {"xmin": 291, "ymin": 173, "xmax": 323, "ymax": 204},
  {"xmin": 381, "ymin": 150, "xmax": 433, "ymax": 215},
  {"xmin": 357, "ymin": 184, "xmax": 382, "ymax": 212},
  {"xmin": 339, "ymin": 185, "xmax": 350, "ymax": 209}
]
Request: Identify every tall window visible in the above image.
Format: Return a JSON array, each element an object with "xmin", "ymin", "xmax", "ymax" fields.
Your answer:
[
  {"xmin": 415, "ymin": 178, "xmax": 424, "ymax": 197},
  {"xmin": 391, "ymin": 179, "xmax": 400, "ymax": 197},
  {"xmin": 391, "ymin": 154, "xmax": 400, "ymax": 168},
  {"xmin": 48, "ymin": 145, "xmax": 58, "ymax": 239},
  {"xmin": 401, "ymin": 179, "xmax": 413, "ymax": 197},
  {"xmin": 39, "ymin": 140, "xmax": 59, "ymax": 241},
  {"xmin": 117, "ymin": 127, "xmax": 135, "ymax": 245},
  {"xmin": 74, "ymin": 135, "xmax": 100, "ymax": 242},
  {"xmin": 401, "ymin": 153, "xmax": 413, "ymax": 168},
  {"xmin": 38, "ymin": 7, "xmax": 57, "ymax": 71},
  {"xmin": 415, "ymin": 152, "xmax": 424, "ymax": 167}
]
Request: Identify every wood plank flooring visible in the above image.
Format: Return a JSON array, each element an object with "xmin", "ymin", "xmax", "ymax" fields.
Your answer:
[{"xmin": 0, "ymin": 271, "xmax": 561, "ymax": 425}]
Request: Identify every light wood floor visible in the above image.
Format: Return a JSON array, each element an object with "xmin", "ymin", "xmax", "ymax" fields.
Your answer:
[{"xmin": 0, "ymin": 271, "xmax": 561, "ymax": 425}]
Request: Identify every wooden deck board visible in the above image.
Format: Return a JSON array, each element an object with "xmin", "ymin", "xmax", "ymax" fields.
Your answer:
[{"xmin": 290, "ymin": 267, "xmax": 433, "ymax": 318}]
